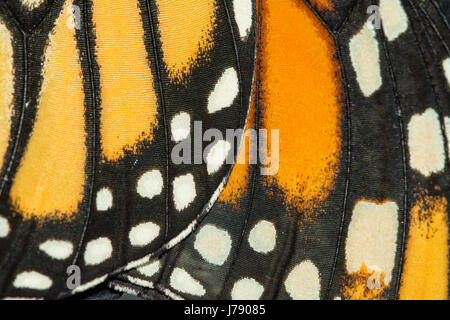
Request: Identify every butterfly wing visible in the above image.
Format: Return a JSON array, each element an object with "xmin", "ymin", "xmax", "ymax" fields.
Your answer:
[
  {"xmin": 110, "ymin": 0, "xmax": 450, "ymax": 300},
  {"xmin": 0, "ymin": 0, "xmax": 256, "ymax": 299}
]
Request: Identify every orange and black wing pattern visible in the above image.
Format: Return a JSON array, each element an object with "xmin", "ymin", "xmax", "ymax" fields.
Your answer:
[
  {"xmin": 112, "ymin": 0, "xmax": 450, "ymax": 300},
  {"xmin": 0, "ymin": 0, "xmax": 255, "ymax": 299}
]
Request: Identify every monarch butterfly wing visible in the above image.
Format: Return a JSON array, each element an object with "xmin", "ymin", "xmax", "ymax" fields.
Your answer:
[
  {"xmin": 0, "ymin": 0, "xmax": 256, "ymax": 299},
  {"xmin": 111, "ymin": 0, "xmax": 450, "ymax": 300}
]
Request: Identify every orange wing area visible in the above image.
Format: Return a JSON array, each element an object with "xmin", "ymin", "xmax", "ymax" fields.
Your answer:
[
  {"xmin": 260, "ymin": 0, "xmax": 342, "ymax": 217},
  {"xmin": 156, "ymin": 0, "xmax": 217, "ymax": 85},
  {"xmin": 93, "ymin": 0, "xmax": 159, "ymax": 162},
  {"xmin": 9, "ymin": 1, "xmax": 86, "ymax": 220},
  {"xmin": 399, "ymin": 194, "xmax": 448, "ymax": 300},
  {"xmin": 0, "ymin": 18, "xmax": 14, "ymax": 174}
]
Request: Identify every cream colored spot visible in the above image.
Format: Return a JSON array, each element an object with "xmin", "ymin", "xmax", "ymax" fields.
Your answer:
[
  {"xmin": 170, "ymin": 268, "xmax": 205, "ymax": 296},
  {"xmin": 137, "ymin": 170, "xmax": 163, "ymax": 199},
  {"xmin": 248, "ymin": 220, "xmax": 276, "ymax": 253},
  {"xmin": 408, "ymin": 108, "xmax": 445, "ymax": 177},
  {"xmin": 84, "ymin": 237, "xmax": 112, "ymax": 266},
  {"xmin": 207, "ymin": 68, "xmax": 239, "ymax": 113},
  {"xmin": 0, "ymin": 215, "xmax": 10, "ymax": 238},
  {"xmin": 194, "ymin": 224, "xmax": 232, "ymax": 265},
  {"xmin": 171, "ymin": 112, "xmax": 191, "ymax": 142},
  {"xmin": 233, "ymin": 0, "xmax": 253, "ymax": 40},
  {"xmin": 284, "ymin": 260, "xmax": 320, "ymax": 300},
  {"xmin": 137, "ymin": 260, "xmax": 160, "ymax": 278},
  {"xmin": 96, "ymin": 188, "xmax": 113, "ymax": 211},
  {"xmin": 206, "ymin": 140, "xmax": 231, "ymax": 174},
  {"xmin": 231, "ymin": 278, "xmax": 264, "ymax": 300},
  {"xmin": 443, "ymin": 57, "xmax": 450, "ymax": 87},
  {"xmin": 380, "ymin": 0, "xmax": 408, "ymax": 41},
  {"xmin": 346, "ymin": 200, "xmax": 399, "ymax": 284},
  {"xmin": 39, "ymin": 240, "xmax": 73, "ymax": 260},
  {"xmin": 13, "ymin": 271, "xmax": 52, "ymax": 290},
  {"xmin": 350, "ymin": 21, "xmax": 382, "ymax": 97},
  {"xmin": 128, "ymin": 222, "xmax": 160, "ymax": 247},
  {"xmin": 172, "ymin": 173, "xmax": 196, "ymax": 211}
]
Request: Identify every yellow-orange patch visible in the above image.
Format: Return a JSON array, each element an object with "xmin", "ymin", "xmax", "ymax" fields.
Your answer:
[
  {"xmin": 93, "ymin": 0, "xmax": 158, "ymax": 161},
  {"xmin": 10, "ymin": 1, "xmax": 86, "ymax": 220},
  {"xmin": 399, "ymin": 195, "xmax": 448, "ymax": 300},
  {"xmin": 156, "ymin": 0, "xmax": 217, "ymax": 84},
  {"xmin": 0, "ymin": 18, "xmax": 14, "ymax": 174}
]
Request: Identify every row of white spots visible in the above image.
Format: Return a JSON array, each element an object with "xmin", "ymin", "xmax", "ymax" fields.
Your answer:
[
  {"xmin": 346, "ymin": 200, "xmax": 399, "ymax": 284},
  {"xmin": 83, "ymin": 223, "xmax": 159, "ymax": 265},
  {"xmin": 193, "ymin": 219, "xmax": 277, "ymax": 268},
  {"xmin": 408, "ymin": 108, "xmax": 446, "ymax": 177},
  {"xmin": 350, "ymin": 0, "xmax": 408, "ymax": 97}
]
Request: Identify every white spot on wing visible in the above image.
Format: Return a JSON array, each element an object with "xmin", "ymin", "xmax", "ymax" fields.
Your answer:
[
  {"xmin": 84, "ymin": 237, "xmax": 112, "ymax": 266},
  {"xmin": 96, "ymin": 187, "xmax": 113, "ymax": 211},
  {"xmin": 248, "ymin": 220, "xmax": 276, "ymax": 254},
  {"xmin": 380, "ymin": 0, "xmax": 408, "ymax": 41},
  {"xmin": 39, "ymin": 240, "xmax": 73, "ymax": 260},
  {"xmin": 171, "ymin": 112, "xmax": 190, "ymax": 142},
  {"xmin": 129, "ymin": 221, "xmax": 160, "ymax": 247},
  {"xmin": 346, "ymin": 200, "xmax": 399, "ymax": 284},
  {"xmin": 194, "ymin": 224, "xmax": 232, "ymax": 265},
  {"xmin": 284, "ymin": 260, "xmax": 320, "ymax": 300},
  {"xmin": 206, "ymin": 140, "xmax": 231, "ymax": 174},
  {"xmin": 350, "ymin": 21, "xmax": 382, "ymax": 97},
  {"xmin": 408, "ymin": 108, "xmax": 445, "ymax": 176},
  {"xmin": 13, "ymin": 271, "xmax": 52, "ymax": 290},
  {"xmin": 137, "ymin": 170, "xmax": 163, "ymax": 199},
  {"xmin": 137, "ymin": 260, "xmax": 160, "ymax": 278},
  {"xmin": 0, "ymin": 215, "xmax": 10, "ymax": 238},
  {"xmin": 173, "ymin": 173, "xmax": 196, "ymax": 211},
  {"xmin": 443, "ymin": 57, "xmax": 450, "ymax": 87},
  {"xmin": 231, "ymin": 278, "xmax": 264, "ymax": 300},
  {"xmin": 233, "ymin": 0, "xmax": 253, "ymax": 40},
  {"xmin": 170, "ymin": 268, "xmax": 205, "ymax": 296},
  {"xmin": 207, "ymin": 67, "xmax": 239, "ymax": 114}
]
